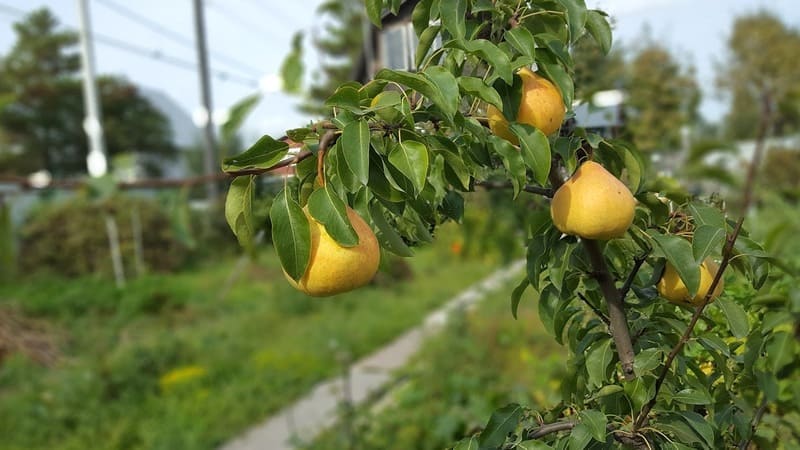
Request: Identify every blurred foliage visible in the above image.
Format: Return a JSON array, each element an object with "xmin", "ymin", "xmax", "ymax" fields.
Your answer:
[
  {"xmin": 571, "ymin": 34, "xmax": 625, "ymax": 101},
  {"xmin": 0, "ymin": 8, "xmax": 176, "ymax": 177},
  {"xmin": 626, "ymin": 41, "xmax": 700, "ymax": 152},
  {"xmin": 298, "ymin": 0, "xmax": 365, "ymax": 115},
  {"xmin": 0, "ymin": 242, "xmax": 494, "ymax": 450},
  {"xmin": 303, "ymin": 282, "xmax": 563, "ymax": 450},
  {"xmin": 19, "ymin": 195, "xmax": 186, "ymax": 277},
  {"xmin": 761, "ymin": 147, "xmax": 800, "ymax": 202},
  {"xmin": 718, "ymin": 11, "xmax": 800, "ymax": 139}
]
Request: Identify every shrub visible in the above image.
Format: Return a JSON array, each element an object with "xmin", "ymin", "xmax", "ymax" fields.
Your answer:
[{"xmin": 20, "ymin": 195, "xmax": 186, "ymax": 277}]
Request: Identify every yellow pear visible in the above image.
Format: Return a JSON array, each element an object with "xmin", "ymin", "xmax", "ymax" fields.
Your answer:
[
  {"xmin": 285, "ymin": 206, "xmax": 380, "ymax": 297},
  {"xmin": 487, "ymin": 68, "xmax": 566, "ymax": 143},
  {"xmin": 658, "ymin": 258, "xmax": 724, "ymax": 306},
  {"xmin": 550, "ymin": 161, "xmax": 636, "ymax": 240}
]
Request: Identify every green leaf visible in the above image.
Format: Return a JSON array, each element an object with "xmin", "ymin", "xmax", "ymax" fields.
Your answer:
[
  {"xmin": 365, "ymin": 0, "xmax": 383, "ymax": 27},
  {"xmin": 458, "ymin": 76, "xmax": 503, "ymax": 109},
  {"xmin": 388, "ymin": 140, "xmax": 429, "ymax": 195},
  {"xmin": 537, "ymin": 285, "xmax": 559, "ymax": 335},
  {"xmin": 422, "ymin": 66, "xmax": 460, "ymax": 118},
  {"xmin": 375, "ymin": 69, "xmax": 455, "ymax": 121},
  {"xmin": 688, "ymin": 202, "xmax": 726, "ymax": 229},
  {"xmin": 579, "ymin": 410, "xmax": 607, "ymax": 442},
  {"xmin": 325, "ymin": 85, "xmax": 362, "ymax": 112},
  {"xmin": 488, "ymin": 135, "xmax": 526, "ymax": 197},
  {"xmin": 504, "ymin": 27, "xmax": 536, "ymax": 58},
  {"xmin": 416, "ymin": 25, "xmax": 441, "ymax": 67},
  {"xmin": 221, "ymin": 94, "xmax": 261, "ymax": 148},
  {"xmin": 478, "ymin": 403, "xmax": 523, "ymax": 449},
  {"xmin": 650, "ymin": 233, "xmax": 700, "ymax": 297},
  {"xmin": 511, "ymin": 277, "xmax": 530, "ymax": 319},
  {"xmin": 270, "ymin": 188, "xmax": 310, "ymax": 281},
  {"xmin": 446, "ymin": 39, "xmax": 513, "ymax": 85},
  {"xmin": 224, "ymin": 176, "xmax": 255, "ymax": 248},
  {"xmin": 715, "ymin": 298, "xmax": 749, "ymax": 338},
  {"xmin": 538, "ymin": 62, "xmax": 573, "ymax": 110},
  {"xmin": 568, "ymin": 423, "xmax": 593, "ymax": 449},
  {"xmin": 692, "ymin": 225, "xmax": 725, "ymax": 264},
  {"xmin": 453, "ymin": 436, "xmax": 479, "ymax": 450},
  {"xmin": 306, "ymin": 185, "xmax": 358, "ymax": 247},
  {"xmin": 656, "ymin": 414, "xmax": 705, "ymax": 447},
  {"xmin": 592, "ymin": 384, "xmax": 623, "ymax": 399},
  {"xmin": 509, "ymin": 123, "xmax": 551, "ymax": 185},
  {"xmin": 586, "ymin": 337, "xmax": 613, "ymax": 389},
  {"xmin": 222, "ymin": 135, "xmax": 289, "ymax": 172},
  {"xmin": 412, "ymin": 0, "xmax": 433, "ymax": 36},
  {"xmin": 766, "ymin": 331, "xmax": 795, "ymax": 374},
  {"xmin": 439, "ymin": 0, "xmax": 465, "ymax": 39},
  {"xmin": 633, "ymin": 348, "xmax": 662, "ymax": 374},
  {"xmin": 624, "ymin": 376, "xmax": 654, "ymax": 413},
  {"xmin": 585, "ymin": 10, "xmax": 611, "ymax": 53},
  {"xmin": 369, "ymin": 202, "xmax": 414, "ymax": 257},
  {"xmin": 280, "ymin": 32, "xmax": 304, "ymax": 93},
  {"xmin": 677, "ymin": 411, "xmax": 715, "ymax": 449},
  {"xmin": 518, "ymin": 440, "xmax": 554, "ymax": 450},
  {"xmin": 341, "ymin": 120, "xmax": 370, "ymax": 184},
  {"xmin": 556, "ymin": 0, "xmax": 588, "ymax": 43},
  {"xmin": 673, "ymin": 388, "xmax": 712, "ymax": 405}
]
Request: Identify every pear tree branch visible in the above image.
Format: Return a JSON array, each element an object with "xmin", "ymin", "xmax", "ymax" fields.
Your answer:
[
  {"xmin": 633, "ymin": 92, "xmax": 774, "ymax": 431},
  {"xmin": 548, "ymin": 158, "xmax": 637, "ymax": 380}
]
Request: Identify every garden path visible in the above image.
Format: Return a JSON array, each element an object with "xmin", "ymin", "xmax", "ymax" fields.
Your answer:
[{"xmin": 220, "ymin": 259, "xmax": 525, "ymax": 450}]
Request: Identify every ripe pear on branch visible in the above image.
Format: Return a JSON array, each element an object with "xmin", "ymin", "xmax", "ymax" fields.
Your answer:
[
  {"xmin": 487, "ymin": 68, "xmax": 566, "ymax": 141},
  {"xmin": 550, "ymin": 161, "xmax": 636, "ymax": 240},
  {"xmin": 285, "ymin": 205, "xmax": 380, "ymax": 297},
  {"xmin": 658, "ymin": 258, "xmax": 724, "ymax": 306}
]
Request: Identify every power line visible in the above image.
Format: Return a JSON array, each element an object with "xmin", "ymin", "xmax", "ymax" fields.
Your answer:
[
  {"xmin": 204, "ymin": 0, "xmax": 281, "ymax": 38},
  {"xmin": 94, "ymin": 0, "xmax": 264, "ymax": 77},
  {"xmin": 0, "ymin": 4, "xmax": 259, "ymax": 88}
]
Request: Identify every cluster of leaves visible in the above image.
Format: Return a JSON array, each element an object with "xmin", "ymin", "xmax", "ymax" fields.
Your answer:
[{"xmin": 223, "ymin": 0, "xmax": 798, "ymax": 448}]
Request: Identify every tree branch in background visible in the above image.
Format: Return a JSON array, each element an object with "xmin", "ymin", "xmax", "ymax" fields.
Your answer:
[
  {"xmin": 738, "ymin": 396, "xmax": 770, "ymax": 450},
  {"xmin": 634, "ymin": 92, "xmax": 774, "ymax": 431}
]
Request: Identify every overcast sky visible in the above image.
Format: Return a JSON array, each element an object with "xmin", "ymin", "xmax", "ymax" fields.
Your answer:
[{"xmin": 0, "ymin": 0, "xmax": 798, "ymax": 145}]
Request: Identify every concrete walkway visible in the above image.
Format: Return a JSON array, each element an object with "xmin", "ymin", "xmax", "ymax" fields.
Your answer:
[{"xmin": 220, "ymin": 260, "xmax": 525, "ymax": 450}]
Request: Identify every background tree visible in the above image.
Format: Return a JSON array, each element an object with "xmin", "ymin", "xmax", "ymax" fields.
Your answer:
[
  {"xmin": 718, "ymin": 11, "xmax": 800, "ymax": 139},
  {"xmin": 571, "ymin": 34, "xmax": 625, "ymax": 101},
  {"xmin": 626, "ymin": 41, "xmax": 700, "ymax": 152},
  {"xmin": 298, "ymin": 0, "xmax": 365, "ymax": 115},
  {"xmin": 0, "ymin": 8, "xmax": 176, "ymax": 177}
]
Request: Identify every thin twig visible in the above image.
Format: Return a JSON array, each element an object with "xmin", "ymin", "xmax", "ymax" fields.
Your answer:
[
  {"xmin": 525, "ymin": 421, "xmax": 577, "ymax": 439},
  {"xmin": 474, "ymin": 180, "xmax": 553, "ymax": 197},
  {"xmin": 578, "ymin": 292, "xmax": 611, "ymax": 326},
  {"xmin": 619, "ymin": 250, "xmax": 651, "ymax": 301},
  {"xmin": 738, "ymin": 396, "xmax": 769, "ymax": 450},
  {"xmin": 634, "ymin": 92, "xmax": 774, "ymax": 431}
]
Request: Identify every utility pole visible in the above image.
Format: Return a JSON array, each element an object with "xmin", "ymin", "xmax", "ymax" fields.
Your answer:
[
  {"xmin": 192, "ymin": 0, "xmax": 219, "ymax": 201},
  {"xmin": 76, "ymin": 0, "xmax": 108, "ymax": 177}
]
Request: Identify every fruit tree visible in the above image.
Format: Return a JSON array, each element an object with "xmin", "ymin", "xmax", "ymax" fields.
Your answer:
[{"xmin": 223, "ymin": 0, "xmax": 799, "ymax": 448}]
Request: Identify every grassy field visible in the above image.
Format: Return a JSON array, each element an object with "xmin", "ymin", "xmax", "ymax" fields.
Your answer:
[
  {"xmin": 303, "ymin": 281, "xmax": 565, "ymax": 450},
  {"xmin": 0, "ymin": 234, "xmax": 498, "ymax": 450}
]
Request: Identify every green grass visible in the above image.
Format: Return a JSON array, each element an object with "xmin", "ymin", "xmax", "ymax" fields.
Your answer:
[
  {"xmin": 304, "ymin": 280, "xmax": 566, "ymax": 450},
  {"xmin": 0, "ymin": 234, "xmax": 497, "ymax": 450}
]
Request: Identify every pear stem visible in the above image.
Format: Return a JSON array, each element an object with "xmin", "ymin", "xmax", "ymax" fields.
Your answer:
[{"xmin": 316, "ymin": 130, "xmax": 338, "ymax": 188}]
